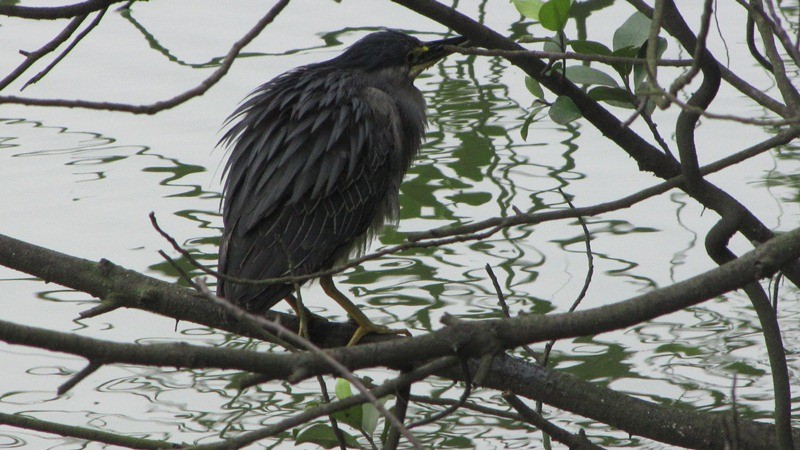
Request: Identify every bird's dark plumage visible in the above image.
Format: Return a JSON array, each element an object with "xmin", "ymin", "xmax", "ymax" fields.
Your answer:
[{"xmin": 217, "ymin": 30, "xmax": 464, "ymax": 313}]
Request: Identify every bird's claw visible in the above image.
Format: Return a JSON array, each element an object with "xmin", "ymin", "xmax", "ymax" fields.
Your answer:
[{"xmin": 347, "ymin": 323, "xmax": 411, "ymax": 346}]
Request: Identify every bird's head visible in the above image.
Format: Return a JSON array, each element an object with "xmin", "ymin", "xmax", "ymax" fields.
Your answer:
[{"xmin": 330, "ymin": 30, "xmax": 467, "ymax": 80}]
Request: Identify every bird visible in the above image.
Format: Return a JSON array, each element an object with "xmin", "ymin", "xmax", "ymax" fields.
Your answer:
[{"xmin": 217, "ymin": 29, "xmax": 466, "ymax": 345}]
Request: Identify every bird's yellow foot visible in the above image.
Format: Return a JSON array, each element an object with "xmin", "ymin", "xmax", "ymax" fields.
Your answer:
[
  {"xmin": 347, "ymin": 320, "xmax": 411, "ymax": 346},
  {"xmin": 319, "ymin": 275, "xmax": 410, "ymax": 346}
]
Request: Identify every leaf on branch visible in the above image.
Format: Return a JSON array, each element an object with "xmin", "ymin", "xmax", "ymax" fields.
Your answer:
[
  {"xmin": 588, "ymin": 86, "xmax": 636, "ymax": 109},
  {"xmin": 335, "ymin": 377, "xmax": 353, "ymax": 400},
  {"xmin": 514, "ymin": 0, "xmax": 544, "ymax": 20},
  {"xmin": 549, "ymin": 96, "xmax": 581, "ymax": 124},
  {"xmin": 294, "ymin": 423, "xmax": 359, "ymax": 448},
  {"xmin": 539, "ymin": 0, "xmax": 571, "ymax": 32},
  {"xmin": 543, "ymin": 36, "xmax": 564, "ymax": 53},
  {"xmin": 633, "ymin": 36, "xmax": 668, "ymax": 89},
  {"xmin": 362, "ymin": 396, "xmax": 392, "ymax": 435},
  {"xmin": 610, "ymin": 46, "xmax": 640, "ymax": 78},
  {"xmin": 613, "ymin": 11, "xmax": 652, "ymax": 51},
  {"xmin": 564, "ymin": 65, "xmax": 619, "ymax": 87},
  {"xmin": 569, "ymin": 39, "xmax": 612, "ymax": 56},
  {"xmin": 521, "ymin": 104, "xmax": 546, "ymax": 141},
  {"xmin": 332, "ymin": 378, "xmax": 363, "ymax": 429},
  {"xmin": 525, "ymin": 76, "xmax": 545, "ymax": 99}
]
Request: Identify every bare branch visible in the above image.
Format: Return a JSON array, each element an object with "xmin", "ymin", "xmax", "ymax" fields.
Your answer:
[
  {"xmin": 446, "ymin": 45, "xmax": 694, "ymax": 67},
  {"xmin": 407, "ymin": 359, "xmax": 472, "ymax": 429},
  {"xmin": 504, "ymin": 392, "xmax": 606, "ymax": 450},
  {"xmin": 22, "ymin": 7, "xmax": 109, "ymax": 90},
  {"xmin": 0, "ymin": 412, "xmax": 177, "ymax": 449},
  {"xmin": 57, "ymin": 361, "xmax": 101, "ymax": 395},
  {"xmin": 0, "ymin": 0, "xmax": 291, "ymax": 113},
  {"xmin": 0, "ymin": 0, "xmax": 121, "ymax": 20},
  {"xmin": 0, "ymin": 14, "xmax": 87, "ymax": 90}
]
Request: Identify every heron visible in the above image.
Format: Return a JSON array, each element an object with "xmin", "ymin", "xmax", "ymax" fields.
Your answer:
[{"xmin": 217, "ymin": 30, "xmax": 466, "ymax": 345}]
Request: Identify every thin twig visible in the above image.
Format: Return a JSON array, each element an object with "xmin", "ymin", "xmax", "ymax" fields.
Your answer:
[
  {"xmin": 0, "ymin": 14, "xmax": 86, "ymax": 90},
  {"xmin": 485, "ymin": 264, "xmax": 539, "ymax": 361},
  {"xmin": 408, "ymin": 359, "xmax": 472, "ymax": 429},
  {"xmin": 504, "ymin": 392, "xmax": 606, "ymax": 450},
  {"xmin": 771, "ymin": 272, "xmax": 783, "ymax": 311},
  {"xmin": 0, "ymin": 0, "xmax": 291, "ymax": 113},
  {"xmin": 727, "ymin": 374, "xmax": 741, "ymax": 450},
  {"xmin": 409, "ymin": 395, "xmax": 522, "ymax": 421},
  {"xmin": 446, "ymin": 45, "xmax": 693, "ymax": 67},
  {"xmin": 22, "ymin": 7, "xmax": 108, "ymax": 90},
  {"xmin": 541, "ymin": 190, "xmax": 595, "ymax": 368},
  {"xmin": 78, "ymin": 300, "xmax": 120, "ymax": 319},
  {"xmin": 560, "ymin": 190, "xmax": 594, "ymax": 315},
  {"xmin": 667, "ymin": 0, "xmax": 715, "ymax": 97},
  {"xmin": 0, "ymin": 412, "xmax": 176, "ymax": 449},
  {"xmin": 317, "ymin": 376, "xmax": 348, "ymax": 450},
  {"xmin": 157, "ymin": 250, "xmax": 199, "ymax": 290},
  {"xmin": 57, "ymin": 361, "xmax": 101, "ymax": 395},
  {"xmin": 186, "ymin": 279, "xmax": 295, "ymax": 354}
]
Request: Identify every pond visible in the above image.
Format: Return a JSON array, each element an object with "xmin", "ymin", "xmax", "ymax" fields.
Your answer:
[{"xmin": 1, "ymin": 0, "xmax": 799, "ymax": 448}]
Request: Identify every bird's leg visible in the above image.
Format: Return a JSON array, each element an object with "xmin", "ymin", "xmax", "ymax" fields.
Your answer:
[
  {"xmin": 282, "ymin": 294, "xmax": 311, "ymax": 339},
  {"xmin": 320, "ymin": 275, "xmax": 411, "ymax": 346}
]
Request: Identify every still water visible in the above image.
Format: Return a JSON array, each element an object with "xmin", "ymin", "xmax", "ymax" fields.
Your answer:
[{"xmin": 1, "ymin": 0, "xmax": 799, "ymax": 448}]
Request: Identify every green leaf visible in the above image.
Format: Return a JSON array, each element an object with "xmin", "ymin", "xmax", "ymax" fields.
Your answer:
[
  {"xmin": 335, "ymin": 378, "xmax": 352, "ymax": 400},
  {"xmin": 610, "ymin": 45, "xmax": 639, "ymax": 78},
  {"xmin": 633, "ymin": 36, "xmax": 668, "ymax": 89},
  {"xmin": 331, "ymin": 405, "xmax": 363, "ymax": 430},
  {"xmin": 543, "ymin": 37, "xmax": 563, "ymax": 53},
  {"xmin": 568, "ymin": 39, "xmax": 611, "ymax": 56},
  {"xmin": 564, "ymin": 65, "xmax": 618, "ymax": 87},
  {"xmin": 539, "ymin": 0, "xmax": 571, "ymax": 32},
  {"xmin": 588, "ymin": 86, "xmax": 635, "ymax": 109},
  {"xmin": 361, "ymin": 396, "xmax": 391, "ymax": 435},
  {"xmin": 295, "ymin": 424, "xmax": 359, "ymax": 448},
  {"xmin": 525, "ymin": 76, "xmax": 545, "ymax": 99},
  {"xmin": 520, "ymin": 104, "xmax": 546, "ymax": 141},
  {"xmin": 548, "ymin": 96, "xmax": 581, "ymax": 124},
  {"xmin": 613, "ymin": 11, "xmax": 652, "ymax": 51},
  {"xmin": 513, "ymin": 0, "xmax": 544, "ymax": 20}
]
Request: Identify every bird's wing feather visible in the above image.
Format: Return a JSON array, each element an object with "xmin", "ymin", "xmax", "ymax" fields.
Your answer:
[{"xmin": 217, "ymin": 72, "xmax": 404, "ymax": 311}]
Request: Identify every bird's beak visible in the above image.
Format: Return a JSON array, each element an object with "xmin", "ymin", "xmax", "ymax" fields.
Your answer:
[
  {"xmin": 411, "ymin": 35, "xmax": 469, "ymax": 77},
  {"xmin": 422, "ymin": 35, "xmax": 469, "ymax": 61}
]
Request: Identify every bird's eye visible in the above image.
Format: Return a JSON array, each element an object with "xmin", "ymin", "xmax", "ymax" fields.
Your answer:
[{"xmin": 405, "ymin": 47, "xmax": 428, "ymax": 65}]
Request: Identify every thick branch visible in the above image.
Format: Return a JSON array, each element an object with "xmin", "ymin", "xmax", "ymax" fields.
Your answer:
[{"xmin": 2, "ymin": 226, "xmax": 800, "ymax": 387}]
